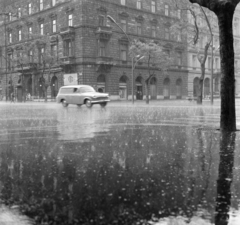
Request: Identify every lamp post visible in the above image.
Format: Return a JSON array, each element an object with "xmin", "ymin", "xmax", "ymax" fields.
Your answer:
[
  {"xmin": 0, "ymin": 13, "xmax": 9, "ymax": 101},
  {"xmin": 107, "ymin": 15, "xmax": 144, "ymax": 104},
  {"xmin": 132, "ymin": 55, "xmax": 145, "ymax": 103},
  {"xmin": 211, "ymin": 35, "xmax": 214, "ymax": 105},
  {"xmin": 211, "ymin": 35, "xmax": 220, "ymax": 105}
]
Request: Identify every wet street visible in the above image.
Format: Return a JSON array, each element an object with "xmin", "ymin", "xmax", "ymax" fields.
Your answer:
[{"xmin": 0, "ymin": 101, "xmax": 240, "ymax": 225}]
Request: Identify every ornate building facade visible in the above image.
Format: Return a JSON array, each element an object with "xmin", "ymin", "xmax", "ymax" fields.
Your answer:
[
  {"xmin": 0, "ymin": 0, "xmax": 188, "ymax": 101},
  {"xmin": 186, "ymin": 4, "xmax": 240, "ymax": 98}
]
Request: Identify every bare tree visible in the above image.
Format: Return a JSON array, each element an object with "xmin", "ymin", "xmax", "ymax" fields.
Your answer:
[
  {"xmin": 129, "ymin": 40, "xmax": 173, "ymax": 104},
  {"xmin": 35, "ymin": 35, "xmax": 58, "ymax": 102},
  {"xmin": 187, "ymin": 0, "xmax": 238, "ymax": 131},
  {"xmin": 172, "ymin": 1, "xmax": 216, "ymax": 104}
]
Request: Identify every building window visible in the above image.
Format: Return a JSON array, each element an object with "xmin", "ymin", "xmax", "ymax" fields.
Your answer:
[
  {"xmin": 176, "ymin": 52, "xmax": 182, "ymax": 66},
  {"xmin": 52, "ymin": 19, "xmax": 57, "ymax": 33},
  {"xmin": 51, "ymin": 44, "xmax": 57, "ymax": 57},
  {"xmin": 164, "ymin": 27, "xmax": 170, "ymax": 39},
  {"xmin": 28, "ymin": 50, "xmax": 33, "ymax": 62},
  {"xmin": 18, "ymin": 8, "xmax": 21, "ymax": 18},
  {"xmin": 208, "ymin": 57, "xmax": 212, "ymax": 70},
  {"xmin": 137, "ymin": 0, "xmax": 142, "ymax": 9},
  {"xmin": 40, "ymin": 0, "xmax": 43, "ymax": 11},
  {"xmin": 136, "ymin": 22, "xmax": 142, "ymax": 35},
  {"xmin": 64, "ymin": 40, "xmax": 74, "ymax": 56},
  {"xmin": 8, "ymin": 12, "xmax": 12, "ymax": 22},
  {"xmin": 52, "ymin": 0, "xmax": 56, "ymax": 6},
  {"xmin": 7, "ymin": 53, "xmax": 13, "ymax": 70},
  {"xmin": 40, "ymin": 23, "xmax": 44, "ymax": 35},
  {"xmin": 120, "ymin": 44, "xmax": 127, "ymax": 62},
  {"xmin": 8, "ymin": 32, "xmax": 12, "ymax": 43},
  {"xmin": 151, "ymin": 1, "xmax": 156, "ymax": 13},
  {"xmin": 99, "ymin": 15, "xmax": 105, "ymax": 26},
  {"xmin": 165, "ymin": 4, "xmax": 169, "ymax": 16},
  {"xmin": 121, "ymin": 19, "xmax": 127, "ymax": 32},
  {"xmin": 28, "ymin": 26, "xmax": 32, "ymax": 38},
  {"xmin": 177, "ymin": 9, "xmax": 181, "ymax": 19},
  {"xmin": 18, "ymin": 29, "xmax": 22, "ymax": 41},
  {"xmin": 192, "ymin": 55, "xmax": 197, "ymax": 69},
  {"xmin": 121, "ymin": 0, "xmax": 126, "ymax": 6},
  {"xmin": 28, "ymin": 3, "xmax": 32, "ymax": 15},
  {"xmin": 215, "ymin": 58, "xmax": 219, "ymax": 69},
  {"xmin": 164, "ymin": 49, "xmax": 170, "ymax": 57},
  {"xmin": 151, "ymin": 25, "xmax": 156, "ymax": 37},
  {"xmin": 177, "ymin": 30, "xmax": 182, "ymax": 41},
  {"xmin": 39, "ymin": 47, "xmax": 45, "ymax": 63},
  {"xmin": 99, "ymin": 41, "xmax": 106, "ymax": 57},
  {"xmin": 68, "ymin": 14, "xmax": 73, "ymax": 26}
]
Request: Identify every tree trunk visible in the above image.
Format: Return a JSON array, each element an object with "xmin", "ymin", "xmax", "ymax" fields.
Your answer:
[
  {"xmin": 197, "ymin": 77, "xmax": 203, "ymax": 104},
  {"xmin": 145, "ymin": 81, "xmax": 149, "ymax": 104},
  {"xmin": 197, "ymin": 63, "xmax": 206, "ymax": 105},
  {"xmin": 217, "ymin": 8, "xmax": 236, "ymax": 131},
  {"xmin": 215, "ymin": 131, "xmax": 235, "ymax": 225},
  {"xmin": 44, "ymin": 84, "xmax": 48, "ymax": 102}
]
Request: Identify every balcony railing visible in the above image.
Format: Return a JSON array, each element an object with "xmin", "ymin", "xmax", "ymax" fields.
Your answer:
[
  {"xmin": 95, "ymin": 26, "xmax": 112, "ymax": 40},
  {"xmin": 96, "ymin": 56, "xmax": 113, "ymax": 65},
  {"xmin": 96, "ymin": 56, "xmax": 114, "ymax": 72},
  {"xmin": 60, "ymin": 56, "xmax": 76, "ymax": 65},
  {"xmin": 60, "ymin": 26, "xmax": 75, "ymax": 34},
  {"xmin": 16, "ymin": 63, "xmax": 38, "ymax": 72}
]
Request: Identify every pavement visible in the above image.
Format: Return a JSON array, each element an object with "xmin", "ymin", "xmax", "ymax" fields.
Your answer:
[{"xmin": 0, "ymin": 98, "xmax": 223, "ymax": 107}]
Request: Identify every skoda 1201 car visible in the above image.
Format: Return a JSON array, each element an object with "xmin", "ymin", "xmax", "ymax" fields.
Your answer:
[{"xmin": 56, "ymin": 85, "xmax": 110, "ymax": 108}]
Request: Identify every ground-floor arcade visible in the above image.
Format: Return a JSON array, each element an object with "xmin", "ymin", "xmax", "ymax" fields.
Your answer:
[
  {"xmin": 188, "ymin": 70, "xmax": 240, "ymax": 98},
  {"xmin": 79, "ymin": 65, "xmax": 188, "ymax": 100},
  {"xmin": 0, "ymin": 65, "xmax": 188, "ymax": 102}
]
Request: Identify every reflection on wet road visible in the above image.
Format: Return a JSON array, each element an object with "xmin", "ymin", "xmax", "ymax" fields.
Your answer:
[{"xmin": 0, "ymin": 103, "xmax": 240, "ymax": 224}]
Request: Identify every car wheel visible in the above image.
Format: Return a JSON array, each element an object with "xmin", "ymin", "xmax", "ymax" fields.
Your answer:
[
  {"xmin": 62, "ymin": 100, "xmax": 68, "ymax": 107},
  {"xmin": 100, "ymin": 102, "xmax": 107, "ymax": 107},
  {"xmin": 77, "ymin": 104, "xmax": 82, "ymax": 107},
  {"xmin": 85, "ymin": 100, "xmax": 92, "ymax": 108}
]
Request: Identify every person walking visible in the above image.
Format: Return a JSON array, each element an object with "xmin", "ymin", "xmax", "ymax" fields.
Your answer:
[{"xmin": 10, "ymin": 92, "xmax": 14, "ymax": 103}]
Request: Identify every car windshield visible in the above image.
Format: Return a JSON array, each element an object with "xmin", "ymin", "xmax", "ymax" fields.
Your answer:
[{"xmin": 80, "ymin": 86, "xmax": 96, "ymax": 93}]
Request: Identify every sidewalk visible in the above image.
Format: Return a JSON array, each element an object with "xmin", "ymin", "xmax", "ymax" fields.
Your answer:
[{"xmin": 0, "ymin": 98, "xmax": 222, "ymax": 107}]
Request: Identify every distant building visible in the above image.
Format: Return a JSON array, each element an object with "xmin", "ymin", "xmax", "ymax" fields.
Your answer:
[
  {"xmin": 0, "ymin": 0, "xmax": 188, "ymax": 101},
  {"xmin": 186, "ymin": 4, "xmax": 240, "ymax": 98}
]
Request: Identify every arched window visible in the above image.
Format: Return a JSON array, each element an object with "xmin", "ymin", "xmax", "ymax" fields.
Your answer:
[
  {"xmin": 97, "ymin": 74, "xmax": 106, "ymax": 92},
  {"xmin": 163, "ymin": 78, "xmax": 170, "ymax": 99},
  {"xmin": 119, "ymin": 75, "xmax": 128, "ymax": 99},
  {"xmin": 193, "ymin": 77, "xmax": 200, "ymax": 97},
  {"xmin": 150, "ymin": 77, "xmax": 157, "ymax": 100},
  {"xmin": 176, "ymin": 78, "xmax": 182, "ymax": 99}
]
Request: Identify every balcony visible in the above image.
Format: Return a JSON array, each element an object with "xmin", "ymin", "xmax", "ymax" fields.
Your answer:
[
  {"xmin": 60, "ymin": 26, "xmax": 75, "ymax": 34},
  {"xmin": 96, "ymin": 56, "xmax": 114, "ymax": 72},
  {"xmin": 96, "ymin": 56, "xmax": 113, "ymax": 64},
  {"xmin": 60, "ymin": 26, "xmax": 75, "ymax": 39},
  {"xmin": 95, "ymin": 26, "xmax": 112, "ymax": 40},
  {"xmin": 60, "ymin": 56, "xmax": 76, "ymax": 65},
  {"xmin": 16, "ymin": 63, "xmax": 38, "ymax": 72}
]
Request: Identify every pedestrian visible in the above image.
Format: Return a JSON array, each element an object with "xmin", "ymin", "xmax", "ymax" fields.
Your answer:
[{"xmin": 10, "ymin": 92, "xmax": 14, "ymax": 103}]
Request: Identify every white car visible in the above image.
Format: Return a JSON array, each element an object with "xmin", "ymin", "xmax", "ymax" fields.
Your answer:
[{"xmin": 56, "ymin": 85, "xmax": 110, "ymax": 108}]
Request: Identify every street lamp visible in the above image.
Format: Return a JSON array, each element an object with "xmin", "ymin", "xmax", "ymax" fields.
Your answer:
[
  {"xmin": 211, "ymin": 35, "xmax": 220, "ymax": 105},
  {"xmin": 107, "ymin": 15, "xmax": 144, "ymax": 104},
  {"xmin": 0, "ymin": 12, "xmax": 9, "ymax": 101},
  {"xmin": 132, "ymin": 55, "xmax": 144, "ymax": 103}
]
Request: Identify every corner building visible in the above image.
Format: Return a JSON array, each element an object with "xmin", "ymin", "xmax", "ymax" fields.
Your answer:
[{"xmin": 0, "ymin": 0, "xmax": 188, "ymax": 101}]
